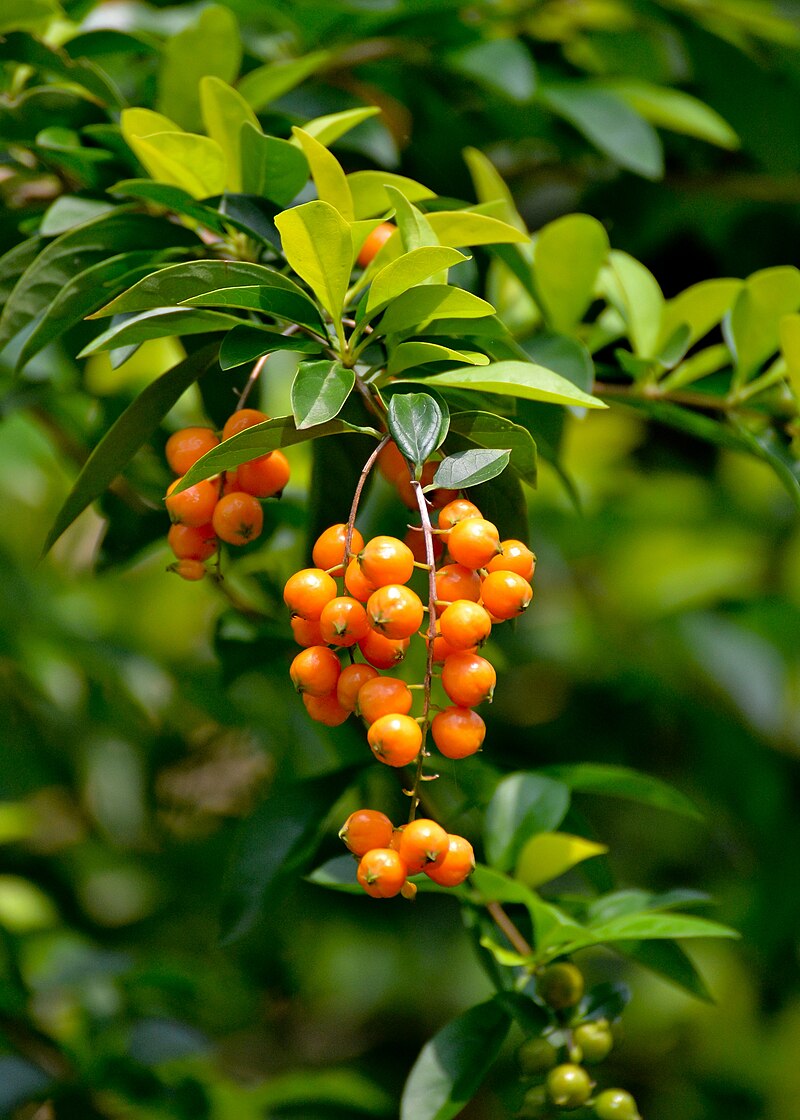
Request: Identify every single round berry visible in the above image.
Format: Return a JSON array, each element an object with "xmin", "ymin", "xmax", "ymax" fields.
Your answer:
[
  {"xmin": 431, "ymin": 706, "xmax": 485, "ymax": 759},
  {"xmin": 435, "ymin": 563, "xmax": 481, "ymax": 603},
  {"xmin": 358, "ymin": 535, "xmax": 415, "ymax": 587},
  {"xmin": 517, "ymin": 1037, "xmax": 558, "ymax": 1077},
  {"xmin": 212, "ymin": 491, "xmax": 264, "ymax": 545},
  {"xmin": 437, "ymin": 498, "xmax": 482, "ymax": 534},
  {"xmin": 165, "ymin": 478, "xmax": 218, "ymax": 527},
  {"xmin": 319, "ymin": 596, "xmax": 371, "ymax": 647},
  {"xmin": 290, "ymin": 645, "xmax": 341, "ymax": 697},
  {"xmin": 336, "ymin": 662, "xmax": 379, "ymax": 712},
  {"xmin": 290, "ymin": 615, "xmax": 325, "ymax": 648},
  {"xmin": 339, "ymin": 809, "xmax": 394, "ymax": 856},
  {"xmin": 357, "ymin": 675, "xmax": 413, "ymax": 724},
  {"xmin": 480, "ymin": 570, "xmax": 533, "ymax": 620},
  {"xmin": 446, "ymin": 517, "xmax": 502, "ymax": 569},
  {"xmin": 222, "ymin": 408, "xmax": 269, "ymax": 440},
  {"xmin": 284, "ymin": 568, "xmax": 338, "ymax": 620},
  {"xmin": 169, "ymin": 558, "xmax": 206, "ymax": 581},
  {"xmin": 165, "ymin": 427, "xmax": 219, "ymax": 475},
  {"xmin": 486, "ymin": 539, "xmax": 536, "ymax": 581},
  {"xmin": 397, "ymin": 818, "xmax": 449, "ymax": 874},
  {"xmin": 303, "ymin": 691, "xmax": 349, "ymax": 727},
  {"xmin": 367, "ymin": 713, "xmax": 422, "ymax": 767},
  {"xmin": 424, "ymin": 834, "xmax": 475, "ymax": 886},
  {"xmin": 357, "ymin": 846, "xmax": 407, "ymax": 898},
  {"xmin": 538, "ymin": 963, "xmax": 585, "ymax": 1011},
  {"xmin": 429, "ymin": 624, "xmax": 473, "ymax": 664},
  {"xmin": 573, "ymin": 1020, "xmax": 613, "ymax": 1064},
  {"xmin": 593, "ymin": 1090, "xmax": 640, "ymax": 1120},
  {"xmin": 237, "ymin": 449, "xmax": 290, "ymax": 498},
  {"xmin": 366, "ymin": 585, "xmax": 424, "ymax": 641},
  {"xmin": 441, "ymin": 650, "xmax": 496, "ymax": 707},
  {"xmin": 439, "ymin": 600, "xmax": 492, "ymax": 650},
  {"xmin": 167, "ymin": 522, "xmax": 217, "ymax": 561},
  {"xmin": 313, "ymin": 523, "xmax": 365, "ymax": 575},
  {"xmin": 357, "ymin": 221, "xmax": 395, "ymax": 269},
  {"xmin": 546, "ymin": 1064, "xmax": 593, "ymax": 1110},
  {"xmin": 358, "ymin": 630, "xmax": 410, "ymax": 669},
  {"xmin": 344, "ymin": 557, "xmax": 376, "ymax": 602}
]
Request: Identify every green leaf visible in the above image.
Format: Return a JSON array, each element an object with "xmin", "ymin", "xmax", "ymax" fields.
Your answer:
[
  {"xmin": 541, "ymin": 83, "xmax": 664, "ymax": 180},
  {"xmin": 386, "ymin": 186, "xmax": 439, "ymax": 252},
  {"xmin": 533, "ymin": 214, "xmax": 609, "ymax": 332},
  {"xmin": 400, "ymin": 999, "xmax": 511, "ymax": 1120},
  {"xmin": 237, "ymin": 51, "xmax": 330, "ymax": 112},
  {"xmin": 602, "ymin": 251, "xmax": 665, "ymax": 361},
  {"xmin": 0, "ymin": 238, "xmax": 40, "ymax": 306},
  {"xmin": 427, "ymin": 211, "xmax": 529, "ymax": 248},
  {"xmin": 468, "ymin": 463, "xmax": 529, "ymax": 541},
  {"xmin": 660, "ymin": 279, "xmax": 743, "ymax": 354},
  {"xmin": 39, "ymin": 195, "xmax": 114, "ymax": 236},
  {"xmin": 275, "ymin": 200, "xmax": 353, "ymax": 324},
  {"xmin": 484, "ymin": 773, "xmax": 571, "ymax": 872},
  {"xmin": 727, "ymin": 266, "xmax": 800, "ymax": 385},
  {"xmin": 780, "ymin": 313, "xmax": 800, "ymax": 400},
  {"xmin": 448, "ymin": 411, "xmax": 538, "ymax": 487},
  {"xmin": 606, "ymin": 80, "xmax": 739, "ymax": 150},
  {"xmin": 219, "ymin": 325, "xmax": 323, "ymax": 370},
  {"xmin": 388, "ymin": 342, "xmax": 489, "ymax": 375},
  {"xmin": 127, "ymin": 131, "xmax": 227, "ymax": 199},
  {"xmin": 157, "ymin": 4, "xmax": 241, "ymax": 131},
  {"xmin": 347, "ymin": 170, "xmax": 436, "ymax": 219},
  {"xmin": 577, "ymin": 911, "xmax": 739, "ymax": 949},
  {"xmin": 41, "ymin": 344, "xmax": 219, "ymax": 555},
  {"xmin": 388, "ymin": 392, "xmax": 449, "ymax": 471},
  {"xmin": 431, "ymin": 448, "xmax": 510, "ymax": 490},
  {"xmin": 292, "ymin": 127, "xmax": 354, "ymax": 220},
  {"xmin": 199, "ymin": 76, "xmax": 259, "ymax": 193},
  {"xmin": 78, "ymin": 307, "xmax": 243, "ymax": 356},
  {"xmin": 448, "ymin": 38, "xmax": 536, "ymax": 102},
  {"xmin": 379, "ymin": 285, "xmax": 494, "ymax": 335},
  {"xmin": 110, "ymin": 180, "xmax": 230, "ymax": 236},
  {"xmin": 420, "ymin": 360, "xmax": 606, "ymax": 408},
  {"xmin": 239, "ymin": 125, "xmax": 309, "ymax": 207},
  {"xmin": 540, "ymin": 763, "xmax": 703, "ymax": 820},
  {"xmin": 301, "ymin": 106, "xmax": 381, "ymax": 147},
  {"xmin": 515, "ymin": 832, "xmax": 608, "ymax": 889},
  {"xmin": 366, "ymin": 247, "xmax": 467, "ymax": 316},
  {"xmin": 307, "ymin": 854, "xmax": 361, "ymax": 894},
  {"xmin": 181, "ymin": 285, "xmax": 326, "ymax": 334},
  {"xmin": 0, "ymin": 0, "xmax": 59, "ymax": 33},
  {"xmin": 463, "ymin": 147, "xmax": 526, "ymax": 233},
  {"xmin": 177, "ymin": 414, "xmax": 379, "ymax": 490},
  {"xmin": 470, "ymin": 866, "xmax": 584, "ymax": 950},
  {"xmin": 726, "ymin": 416, "xmax": 800, "ymax": 510},
  {"xmin": 291, "ymin": 360, "xmax": 355, "ymax": 429},
  {"xmin": 620, "ymin": 940, "xmax": 714, "ymax": 1003},
  {"xmin": 587, "ymin": 889, "xmax": 710, "ymax": 925}
]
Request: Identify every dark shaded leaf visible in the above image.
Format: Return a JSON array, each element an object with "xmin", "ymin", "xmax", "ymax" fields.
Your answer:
[
  {"xmin": 388, "ymin": 391, "xmax": 449, "ymax": 470},
  {"xmin": 484, "ymin": 773, "xmax": 571, "ymax": 872},
  {"xmin": 219, "ymin": 324, "xmax": 324, "ymax": 370},
  {"xmin": 541, "ymin": 763, "xmax": 703, "ymax": 819},
  {"xmin": 447, "ymin": 410, "xmax": 538, "ymax": 487}
]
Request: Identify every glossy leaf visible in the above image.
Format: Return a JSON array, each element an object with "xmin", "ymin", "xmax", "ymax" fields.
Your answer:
[
  {"xmin": 400, "ymin": 999, "xmax": 511, "ymax": 1120},
  {"xmin": 365, "ymin": 247, "xmax": 466, "ymax": 316},
  {"xmin": 387, "ymin": 342, "xmax": 489, "ymax": 374},
  {"xmin": 427, "ymin": 211, "xmax": 528, "ymax": 248},
  {"xmin": 388, "ymin": 392, "xmax": 449, "ymax": 470},
  {"xmin": 621, "ymin": 939, "xmax": 714, "ymax": 1002},
  {"xmin": 448, "ymin": 411, "xmax": 538, "ymax": 487},
  {"xmin": 292, "ymin": 361, "xmax": 355, "ymax": 429},
  {"xmin": 379, "ymin": 285, "xmax": 495, "ymax": 335},
  {"xmin": 79, "ymin": 307, "xmax": 243, "ymax": 356},
  {"xmin": 533, "ymin": 214, "xmax": 609, "ymax": 332},
  {"xmin": 301, "ymin": 106, "xmax": 381, "ymax": 147},
  {"xmin": 39, "ymin": 195, "xmax": 114, "ymax": 236},
  {"xmin": 540, "ymin": 763, "xmax": 703, "ymax": 819},
  {"xmin": 219, "ymin": 325, "xmax": 323, "ymax": 370},
  {"xmin": 779, "ymin": 312, "xmax": 800, "ymax": 399},
  {"xmin": 200, "ymin": 76, "xmax": 259, "ymax": 193},
  {"xmin": 237, "ymin": 51, "xmax": 330, "ymax": 111},
  {"xmin": 727, "ymin": 266, "xmax": 800, "ymax": 385},
  {"xmin": 577, "ymin": 911, "xmax": 739, "ymax": 949},
  {"xmin": 607, "ymin": 80, "xmax": 739, "ymax": 149},
  {"xmin": 182, "ymin": 286, "xmax": 326, "ymax": 334},
  {"xmin": 42, "ymin": 344, "xmax": 219, "ymax": 555},
  {"xmin": 484, "ymin": 773, "xmax": 571, "ymax": 872},
  {"xmin": 463, "ymin": 146, "xmax": 526, "ymax": 232},
  {"xmin": 348, "ymin": 170, "xmax": 436, "ymax": 219},
  {"xmin": 448, "ymin": 38, "xmax": 537, "ymax": 102},
  {"xmin": 275, "ymin": 200, "xmax": 353, "ymax": 323},
  {"xmin": 430, "ymin": 448, "xmax": 510, "ymax": 490},
  {"xmin": 602, "ymin": 250, "xmax": 665, "ymax": 360},
  {"xmin": 292, "ymin": 127, "xmax": 354, "ymax": 220},
  {"xmin": 420, "ymin": 360, "xmax": 606, "ymax": 407},
  {"xmin": 515, "ymin": 832, "xmax": 608, "ymax": 888},
  {"xmin": 239, "ymin": 125, "xmax": 309, "ymax": 206},
  {"xmin": 157, "ymin": 3, "xmax": 241, "ymax": 131},
  {"xmin": 129, "ymin": 131, "xmax": 227, "ymax": 199},
  {"xmin": 659, "ymin": 279, "xmax": 743, "ymax": 351},
  {"xmin": 386, "ymin": 186, "xmax": 439, "ymax": 252}
]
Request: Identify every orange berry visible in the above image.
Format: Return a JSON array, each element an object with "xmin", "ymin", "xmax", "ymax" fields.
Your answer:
[
  {"xmin": 169, "ymin": 558, "xmax": 206, "ymax": 581},
  {"xmin": 336, "ymin": 663, "xmax": 379, "ymax": 711},
  {"xmin": 344, "ymin": 557, "xmax": 376, "ymax": 602},
  {"xmin": 313, "ymin": 523, "xmax": 365, "ymax": 575},
  {"xmin": 358, "ymin": 630, "xmax": 410, "ymax": 669},
  {"xmin": 367, "ymin": 585, "xmax": 424, "ymax": 640},
  {"xmin": 167, "ymin": 522, "xmax": 217, "ymax": 561},
  {"xmin": 165, "ymin": 427, "xmax": 219, "ymax": 475},
  {"xmin": 357, "ymin": 221, "xmax": 395, "ymax": 269},
  {"xmin": 486, "ymin": 539, "xmax": 536, "ymax": 581},
  {"xmin": 439, "ymin": 600, "xmax": 492, "ymax": 650},
  {"xmin": 404, "ymin": 527, "xmax": 444, "ymax": 565},
  {"xmin": 290, "ymin": 615, "xmax": 325, "ymax": 648},
  {"xmin": 435, "ymin": 562, "xmax": 481, "ymax": 603},
  {"xmin": 339, "ymin": 809, "xmax": 394, "ymax": 856},
  {"xmin": 222, "ymin": 469, "xmax": 241, "ymax": 495},
  {"xmin": 397, "ymin": 818, "xmax": 449, "ymax": 874},
  {"xmin": 389, "ymin": 825, "xmax": 405, "ymax": 851},
  {"xmin": 376, "ymin": 439, "xmax": 408, "ymax": 486},
  {"xmin": 428, "ymin": 621, "xmax": 475, "ymax": 664},
  {"xmin": 480, "ymin": 570, "xmax": 533, "ymax": 620},
  {"xmin": 212, "ymin": 491, "xmax": 264, "ymax": 545},
  {"xmin": 357, "ymin": 676, "xmax": 413, "ymax": 724},
  {"xmin": 165, "ymin": 478, "xmax": 219, "ymax": 527},
  {"xmin": 284, "ymin": 568, "xmax": 338, "ymax": 619},
  {"xmin": 290, "ymin": 645, "xmax": 341, "ymax": 696},
  {"xmin": 431, "ymin": 706, "xmax": 486, "ymax": 759},
  {"xmin": 447, "ymin": 517, "xmax": 502, "ymax": 569},
  {"xmin": 356, "ymin": 847, "xmax": 407, "ymax": 898},
  {"xmin": 367, "ymin": 713, "xmax": 422, "ymax": 767},
  {"xmin": 425, "ymin": 834, "xmax": 475, "ymax": 887},
  {"xmin": 319, "ymin": 596, "xmax": 371, "ymax": 647},
  {"xmin": 437, "ymin": 498, "xmax": 482, "ymax": 534},
  {"xmin": 303, "ymin": 691, "xmax": 350, "ymax": 727},
  {"xmin": 237, "ymin": 449, "xmax": 290, "ymax": 498},
  {"xmin": 401, "ymin": 880, "xmax": 418, "ymax": 901},
  {"xmin": 441, "ymin": 651, "xmax": 496, "ymax": 707},
  {"xmin": 222, "ymin": 408, "xmax": 269, "ymax": 440},
  {"xmin": 358, "ymin": 536, "xmax": 415, "ymax": 587}
]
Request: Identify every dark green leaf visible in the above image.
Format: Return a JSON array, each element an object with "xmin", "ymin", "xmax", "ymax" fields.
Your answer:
[
  {"xmin": 219, "ymin": 324, "xmax": 324, "ymax": 370},
  {"xmin": 521, "ymin": 333, "xmax": 595, "ymax": 394},
  {"xmin": 307, "ymin": 854, "xmax": 361, "ymax": 893},
  {"xmin": 578, "ymin": 982, "xmax": 631, "ymax": 1023},
  {"xmin": 42, "ymin": 344, "xmax": 219, "ymax": 555},
  {"xmin": 400, "ymin": 999, "xmax": 511, "ymax": 1120},
  {"xmin": 240, "ymin": 124, "xmax": 309, "ymax": 206},
  {"xmin": 182, "ymin": 285, "xmax": 326, "ymax": 334},
  {"xmin": 579, "ymin": 911, "xmax": 739, "ymax": 946},
  {"xmin": 39, "ymin": 195, "xmax": 114, "ymax": 236},
  {"xmin": 448, "ymin": 38, "xmax": 537, "ymax": 102},
  {"xmin": 494, "ymin": 992, "xmax": 550, "ymax": 1035},
  {"xmin": 388, "ymin": 392, "xmax": 449, "ymax": 471},
  {"xmin": 79, "ymin": 307, "xmax": 244, "ymax": 355},
  {"xmin": 620, "ymin": 940, "xmax": 714, "ymax": 1002},
  {"xmin": 587, "ymin": 889, "xmax": 711, "ymax": 925},
  {"xmin": 430, "ymin": 448, "xmax": 510, "ymax": 490},
  {"xmin": 540, "ymin": 763, "xmax": 703, "ymax": 820},
  {"xmin": 0, "ymin": 31, "xmax": 122, "ymax": 106},
  {"xmin": 447, "ymin": 411, "xmax": 538, "ymax": 487},
  {"xmin": 0, "ymin": 238, "xmax": 40, "ymax": 305},
  {"xmin": 292, "ymin": 361, "xmax": 356, "ymax": 429},
  {"xmin": 484, "ymin": 773, "xmax": 571, "ymax": 872}
]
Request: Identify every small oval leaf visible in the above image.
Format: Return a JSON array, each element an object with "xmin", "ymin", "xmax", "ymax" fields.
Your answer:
[
  {"xmin": 291, "ymin": 360, "xmax": 355, "ymax": 429},
  {"xmin": 388, "ymin": 392, "xmax": 449, "ymax": 470},
  {"xmin": 430, "ymin": 448, "xmax": 510, "ymax": 490}
]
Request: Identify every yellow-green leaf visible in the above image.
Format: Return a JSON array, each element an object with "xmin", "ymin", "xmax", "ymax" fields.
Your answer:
[
  {"xmin": 292, "ymin": 127, "xmax": 353, "ymax": 220},
  {"xmin": 607, "ymin": 80, "xmax": 740, "ymax": 150},
  {"xmin": 348, "ymin": 170, "xmax": 435, "ymax": 219},
  {"xmin": 157, "ymin": 4, "xmax": 241, "ymax": 131},
  {"xmin": 427, "ymin": 211, "xmax": 529, "ymax": 248},
  {"xmin": 121, "ymin": 107, "xmax": 183, "ymax": 141},
  {"xmin": 515, "ymin": 832, "xmax": 608, "ymax": 888},
  {"xmin": 534, "ymin": 214, "xmax": 609, "ymax": 333},
  {"xmin": 463, "ymin": 146, "xmax": 526, "ymax": 232},
  {"xmin": 200, "ymin": 76, "xmax": 259, "ymax": 193},
  {"xmin": 602, "ymin": 250, "xmax": 664, "ymax": 360},
  {"xmin": 301, "ymin": 106, "xmax": 381, "ymax": 147},
  {"xmin": 365, "ymin": 246, "xmax": 466, "ymax": 316},
  {"xmin": 275, "ymin": 200, "xmax": 353, "ymax": 323},
  {"xmin": 127, "ymin": 132, "xmax": 227, "ymax": 199},
  {"xmin": 388, "ymin": 342, "xmax": 489, "ymax": 374},
  {"xmin": 659, "ymin": 278, "xmax": 743, "ymax": 351},
  {"xmin": 728, "ymin": 266, "xmax": 800, "ymax": 386},
  {"xmin": 779, "ymin": 313, "xmax": 800, "ymax": 400},
  {"xmin": 237, "ymin": 51, "xmax": 329, "ymax": 111}
]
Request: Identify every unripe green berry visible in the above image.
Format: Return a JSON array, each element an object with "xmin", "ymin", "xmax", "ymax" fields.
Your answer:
[
  {"xmin": 546, "ymin": 1064, "xmax": 593, "ymax": 1110},
  {"xmin": 517, "ymin": 1037, "xmax": 558, "ymax": 1077},
  {"xmin": 594, "ymin": 1089, "xmax": 641, "ymax": 1119},
  {"xmin": 573, "ymin": 1019, "xmax": 613, "ymax": 1064},
  {"xmin": 537, "ymin": 963, "xmax": 585, "ymax": 1012},
  {"xmin": 518, "ymin": 1085, "xmax": 550, "ymax": 1118}
]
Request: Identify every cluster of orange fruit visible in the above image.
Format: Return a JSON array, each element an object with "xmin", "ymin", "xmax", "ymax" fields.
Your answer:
[
  {"xmin": 339, "ymin": 809, "xmax": 475, "ymax": 898},
  {"xmin": 164, "ymin": 408, "xmax": 290, "ymax": 580}
]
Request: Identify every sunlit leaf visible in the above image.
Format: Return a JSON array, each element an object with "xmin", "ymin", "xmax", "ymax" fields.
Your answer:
[
  {"xmin": 292, "ymin": 127, "xmax": 354, "ymax": 220},
  {"xmin": 366, "ymin": 247, "xmax": 466, "ymax": 316},
  {"xmin": 157, "ymin": 3, "xmax": 241, "ymax": 131},
  {"xmin": 420, "ymin": 360, "xmax": 606, "ymax": 407},
  {"xmin": 515, "ymin": 832, "xmax": 608, "ymax": 888},
  {"xmin": 200, "ymin": 76, "xmax": 259, "ymax": 192},
  {"xmin": 275, "ymin": 200, "xmax": 353, "ymax": 323},
  {"xmin": 237, "ymin": 51, "xmax": 330, "ymax": 111},
  {"xmin": 292, "ymin": 360, "xmax": 355, "ymax": 429},
  {"xmin": 533, "ymin": 214, "xmax": 608, "ymax": 332},
  {"xmin": 348, "ymin": 170, "xmax": 435, "ymax": 219}
]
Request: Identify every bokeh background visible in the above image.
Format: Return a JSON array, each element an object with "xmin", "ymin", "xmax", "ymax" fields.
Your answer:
[{"xmin": 2, "ymin": 1, "xmax": 800, "ymax": 1118}]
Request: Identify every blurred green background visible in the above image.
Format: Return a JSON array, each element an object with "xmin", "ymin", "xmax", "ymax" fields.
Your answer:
[{"xmin": 2, "ymin": 1, "xmax": 800, "ymax": 1118}]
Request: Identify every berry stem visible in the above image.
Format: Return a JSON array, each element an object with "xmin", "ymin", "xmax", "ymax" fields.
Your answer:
[
  {"xmin": 407, "ymin": 478, "xmax": 439, "ymax": 823},
  {"xmin": 344, "ymin": 433, "xmax": 392, "ymax": 566},
  {"xmin": 486, "ymin": 901, "xmax": 534, "ymax": 958}
]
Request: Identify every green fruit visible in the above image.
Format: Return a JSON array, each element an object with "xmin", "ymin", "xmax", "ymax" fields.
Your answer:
[
  {"xmin": 546, "ymin": 1064, "xmax": 593, "ymax": 1110},
  {"xmin": 517, "ymin": 1037, "xmax": 558, "ymax": 1076},
  {"xmin": 537, "ymin": 963, "xmax": 585, "ymax": 1012},
  {"xmin": 573, "ymin": 1019, "xmax": 613, "ymax": 1064},
  {"xmin": 594, "ymin": 1089, "xmax": 641, "ymax": 1119},
  {"xmin": 518, "ymin": 1085, "xmax": 550, "ymax": 1118}
]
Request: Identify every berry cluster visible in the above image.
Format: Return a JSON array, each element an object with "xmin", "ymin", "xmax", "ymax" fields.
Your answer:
[
  {"xmin": 516, "ymin": 963, "xmax": 642, "ymax": 1119},
  {"xmin": 164, "ymin": 408, "xmax": 290, "ymax": 581}
]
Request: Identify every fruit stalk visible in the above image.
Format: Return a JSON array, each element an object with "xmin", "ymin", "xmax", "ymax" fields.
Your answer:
[{"xmin": 407, "ymin": 476, "xmax": 439, "ymax": 822}]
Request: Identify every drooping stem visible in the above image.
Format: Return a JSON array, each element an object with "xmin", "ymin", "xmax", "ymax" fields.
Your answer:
[
  {"xmin": 407, "ymin": 477, "xmax": 439, "ymax": 822},
  {"xmin": 486, "ymin": 901, "xmax": 534, "ymax": 958},
  {"xmin": 344, "ymin": 433, "xmax": 391, "ymax": 566}
]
